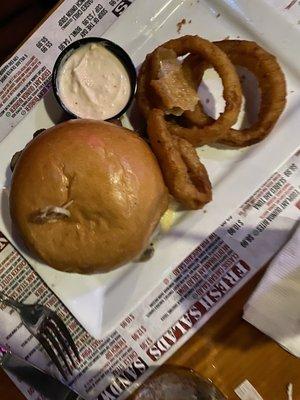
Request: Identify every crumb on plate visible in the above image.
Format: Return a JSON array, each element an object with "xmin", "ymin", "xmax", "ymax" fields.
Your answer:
[{"xmin": 177, "ymin": 18, "xmax": 186, "ymax": 34}]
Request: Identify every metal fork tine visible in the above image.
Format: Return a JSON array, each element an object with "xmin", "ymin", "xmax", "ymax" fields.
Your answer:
[
  {"xmin": 47, "ymin": 320, "xmax": 77, "ymax": 369},
  {"xmin": 38, "ymin": 334, "xmax": 67, "ymax": 380},
  {"xmin": 50, "ymin": 313, "xmax": 81, "ymax": 362},
  {"xmin": 43, "ymin": 327, "xmax": 73, "ymax": 375}
]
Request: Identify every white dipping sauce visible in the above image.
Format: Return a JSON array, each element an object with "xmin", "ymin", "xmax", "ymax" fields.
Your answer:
[{"xmin": 58, "ymin": 43, "xmax": 131, "ymax": 120}]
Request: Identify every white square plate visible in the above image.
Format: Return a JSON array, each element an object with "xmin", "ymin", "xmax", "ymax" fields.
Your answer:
[{"xmin": 0, "ymin": 0, "xmax": 299, "ymax": 339}]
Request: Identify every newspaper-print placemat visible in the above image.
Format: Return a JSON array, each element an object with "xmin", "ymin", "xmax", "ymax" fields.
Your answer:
[{"xmin": 1, "ymin": 150, "xmax": 299, "ymax": 400}]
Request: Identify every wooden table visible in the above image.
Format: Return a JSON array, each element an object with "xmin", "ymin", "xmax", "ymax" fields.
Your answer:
[{"xmin": 0, "ymin": 2, "xmax": 299, "ymax": 399}]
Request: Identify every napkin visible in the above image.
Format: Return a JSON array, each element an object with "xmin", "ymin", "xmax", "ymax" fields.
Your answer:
[{"xmin": 243, "ymin": 223, "xmax": 300, "ymax": 357}]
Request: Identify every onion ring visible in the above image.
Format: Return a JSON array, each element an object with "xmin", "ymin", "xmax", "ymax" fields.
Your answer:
[
  {"xmin": 147, "ymin": 108, "xmax": 212, "ymax": 209},
  {"xmin": 137, "ymin": 35, "xmax": 242, "ymax": 146},
  {"xmin": 183, "ymin": 40, "xmax": 287, "ymax": 147},
  {"xmin": 136, "ymin": 53, "xmax": 152, "ymax": 119}
]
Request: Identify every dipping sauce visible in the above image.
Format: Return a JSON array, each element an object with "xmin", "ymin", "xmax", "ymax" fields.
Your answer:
[{"xmin": 58, "ymin": 43, "xmax": 131, "ymax": 120}]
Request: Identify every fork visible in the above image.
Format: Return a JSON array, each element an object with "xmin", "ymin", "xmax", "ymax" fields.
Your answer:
[{"xmin": 0, "ymin": 291, "xmax": 80, "ymax": 380}]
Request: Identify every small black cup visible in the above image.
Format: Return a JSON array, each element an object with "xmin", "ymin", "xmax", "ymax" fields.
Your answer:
[{"xmin": 52, "ymin": 37, "xmax": 137, "ymax": 120}]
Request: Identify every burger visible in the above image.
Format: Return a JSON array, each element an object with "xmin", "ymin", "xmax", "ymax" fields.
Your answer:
[{"xmin": 10, "ymin": 120, "xmax": 168, "ymax": 274}]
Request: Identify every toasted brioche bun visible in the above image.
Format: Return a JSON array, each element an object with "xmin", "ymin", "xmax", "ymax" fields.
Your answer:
[{"xmin": 10, "ymin": 119, "xmax": 168, "ymax": 274}]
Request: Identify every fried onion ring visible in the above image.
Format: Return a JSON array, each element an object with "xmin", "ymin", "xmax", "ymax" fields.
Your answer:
[
  {"xmin": 183, "ymin": 40, "xmax": 287, "ymax": 147},
  {"xmin": 136, "ymin": 54, "xmax": 153, "ymax": 119},
  {"xmin": 147, "ymin": 109, "xmax": 212, "ymax": 209},
  {"xmin": 137, "ymin": 35, "xmax": 242, "ymax": 146}
]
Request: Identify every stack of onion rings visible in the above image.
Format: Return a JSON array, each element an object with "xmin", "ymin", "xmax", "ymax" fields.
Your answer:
[
  {"xmin": 137, "ymin": 35, "xmax": 243, "ymax": 146},
  {"xmin": 136, "ymin": 35, "xmax": 286, "ymax": 209}
]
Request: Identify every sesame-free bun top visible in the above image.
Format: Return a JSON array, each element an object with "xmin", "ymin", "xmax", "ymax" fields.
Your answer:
[{"xmin": 10, "ymin": 119, "xmax": 168, "ymax": 274}]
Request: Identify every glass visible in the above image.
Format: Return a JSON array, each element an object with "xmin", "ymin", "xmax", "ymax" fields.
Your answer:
[{"xmin": 132, "ymin": 365, "xmax": 226, "ymax": 400}]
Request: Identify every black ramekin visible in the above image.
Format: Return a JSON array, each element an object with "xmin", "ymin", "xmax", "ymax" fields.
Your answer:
[{"xmin": 52, "ymin": 37, "xmax": 137, "ymax": 121}]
